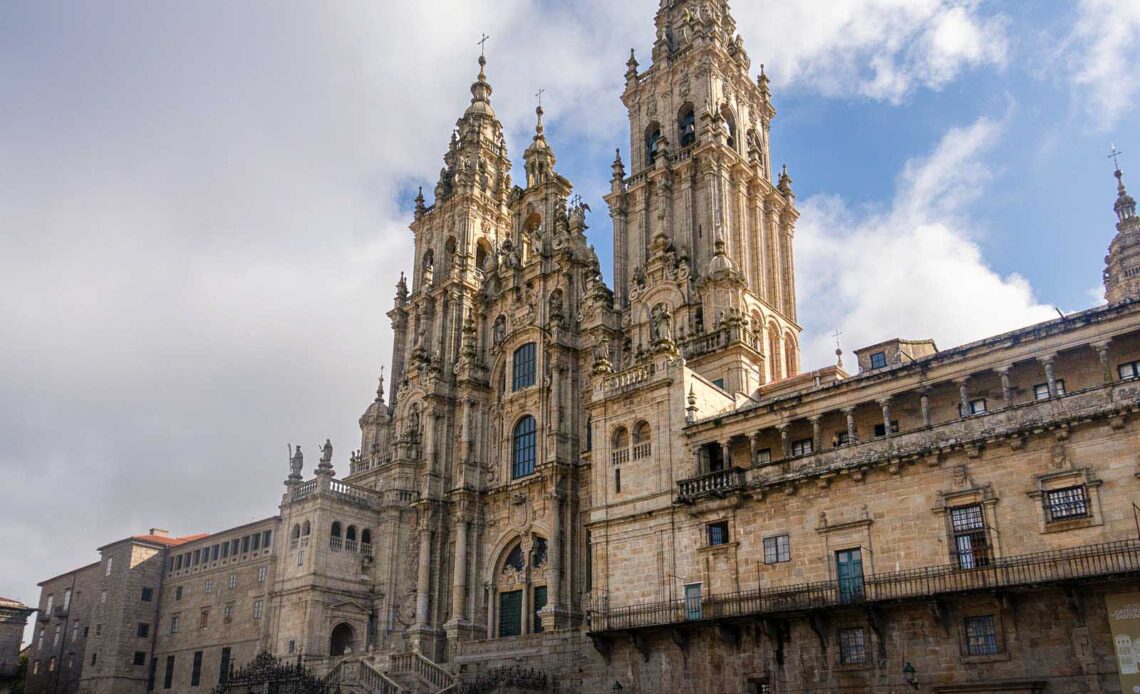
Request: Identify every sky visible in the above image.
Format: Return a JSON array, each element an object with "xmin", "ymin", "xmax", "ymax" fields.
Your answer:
[{"xmin": 1, "ymin": 0, "xmax": 1138, "ymax": 639}]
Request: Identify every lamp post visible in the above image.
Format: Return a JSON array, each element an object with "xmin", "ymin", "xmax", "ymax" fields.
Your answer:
[{"xmin": 903, "ymin": 661, "xmax": 918, "ymax": 689}]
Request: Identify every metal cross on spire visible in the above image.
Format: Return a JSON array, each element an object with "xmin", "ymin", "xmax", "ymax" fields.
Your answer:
[
  {"xmin": 535, "ymin": 88, "xmax": 545, "ymax": 107},
  {"xmin": 832, "ymin": 329, "xmax": 842, "ymax": 351},
  {"xmin": 1110, "ymin": 143, "xmax": 1125, "ymax": 171},
  {"xmin": 477, "ymin": 33, "xmax": 491, "ymax": 57}
]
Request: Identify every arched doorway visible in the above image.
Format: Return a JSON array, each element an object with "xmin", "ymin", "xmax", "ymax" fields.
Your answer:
[{"xmin": 329, "ymin": 622, "xmax": 355, "ymax": 656}]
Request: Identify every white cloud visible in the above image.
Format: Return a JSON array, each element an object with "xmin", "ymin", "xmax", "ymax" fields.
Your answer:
[
  {"xmin": 735, "ymin": 0, "xmax": 1008, "ymax": 103},
  {"xmin": 1066, "ymin": 0, "xmax": 1140, "ymax": 129},
  {"xmin": 795, "ymin": 117, "xmax": 1057, "ymax": 367}
]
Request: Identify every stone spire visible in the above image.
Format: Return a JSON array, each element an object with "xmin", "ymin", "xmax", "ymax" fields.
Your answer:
[
  {"xmin": 1104, "ymin": 158, "xmax": 1140, "ymax": 304},
  {"xmin": 523, "ymin": 104, "xmax": 556, "ymax": 187}
]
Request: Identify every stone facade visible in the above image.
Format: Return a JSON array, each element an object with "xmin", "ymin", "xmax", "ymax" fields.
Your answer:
[
  {"xmin": 0, "ymin": 597, "xmax": 34, "ymax": 694},
  {"xmin": 22, "ymin": 0, "xmax": 1140, "ymax": 692}
]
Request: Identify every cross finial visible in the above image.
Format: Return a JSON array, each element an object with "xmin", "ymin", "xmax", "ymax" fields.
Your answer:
[
  {"xmin": 1110, "ymin": 143, "xmax": 1125, "ymax": 171},
  {"xmin": 477, "ymin": 33, "xmax": 490, "ymax": 57},
  {"xmin": 832, "ymin": 329, "xmax": 842, "ymax": 350},
  {"xmin": 535, "ymin": 88, "xmax": 545, "ymax": 108}
]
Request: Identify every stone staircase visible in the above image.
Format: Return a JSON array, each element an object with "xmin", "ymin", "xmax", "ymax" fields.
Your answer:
[{"xmin": 324, "ymin": 652, "xmax": 456, "ymax": 694}]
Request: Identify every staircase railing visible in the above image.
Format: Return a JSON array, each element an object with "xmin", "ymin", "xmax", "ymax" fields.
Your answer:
[
  {"xmin": 389, "ymin": 652, "xmax": 456, "ymax": 692},
  {"xmin": 325, "ymin": 658, "xmax": 402, "ymax": 694}
]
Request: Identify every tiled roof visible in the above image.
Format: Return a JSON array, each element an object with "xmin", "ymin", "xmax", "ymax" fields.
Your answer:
[{"xmin": 132, "ymin": 533, "xmax": 209, "ymax": 547}]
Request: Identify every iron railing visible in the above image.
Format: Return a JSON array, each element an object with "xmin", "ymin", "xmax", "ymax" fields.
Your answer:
[{"xmin": 590, "ymin": 539, "xmax": 1140, "ymax": 632}]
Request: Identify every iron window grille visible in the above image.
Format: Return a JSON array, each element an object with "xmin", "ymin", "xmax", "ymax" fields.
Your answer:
[
  {"xmin": 763, "ymin": 535, "xmax": 791, "ymax": 564},
  {"xmin": 1045, "ymin": 486, "xmax": 1090, "ymax": 522},
  {"xmin": 707, "ymin": 521, "xmax": 730, "ymax": 546},
  {"xmin": 964, "ymin": 615, "xmax": 999, "ymax": 656},
  {"xmin": 838, "ymin": 628, "xmax": 867, "ymax": 664},
  {"xmin": 949, "ymin": 504, "xmax": 991, "ymax": 569},
  {"xmin": 512, "ymin": 343, "xmax": 537, "ymax": 391}
]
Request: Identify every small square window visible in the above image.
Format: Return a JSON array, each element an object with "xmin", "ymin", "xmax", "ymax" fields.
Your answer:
[
  {"xmin": 964, "ymin": 615, "xmax": 999, "ymax": 656},
  {"xmin": 754, "ymin": 448, "xmax": 772, "ymax": 465},
  {"xmin": 1034, "ymin": 380, "xmax": 1066, "ymax": 400},
  {"xmin": 763, "ymin": 535, "xmax": 790, "ymax": 564},
  {"xmin": 869, "ymin": 351, "xmax": 887, "ymax": 369},
  {"xmin": 1045, "ymin": 486, "xmax": 1090, "ymax": 522},
  {"xmin": 1120, "ymin": 361, "xmax": 1140, "ymax": 381},
  {"xmin": 959, "ymin": 398, "xmax": 987, "ymax": 416},
  {"xmin": 838, "ymin": 628, "xmax": 867, "ymax": 664},
  {"xmin": 175, "ymin": 586, "xmax": 182, "ymax": 601},
  {"xmin": 707, "ymin": 521, "xmax": 729, "ymax": 546},
  {"xmin": 873, "ymin": 420, "xmax": 899, "ymax": 438},
  {"xmin": 141, "ymin": 587, "xmax": 154, "ymax": 602},
  {"xmin": 137, "ymin": 623, "xmax": 149, "ymax": 638},
  {"xmin": 791, "ymin": 438, "xmax": 813, "ymax": 456},
  {"xmin": 133, "ymin": 652, "xmax": 147, "ymax": 667}
]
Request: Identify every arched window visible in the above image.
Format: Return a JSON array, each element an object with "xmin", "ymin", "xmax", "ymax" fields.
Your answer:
[
  {"xmin": 301, "ymin": 521, "xmax": 311, "ymax": 537},
  {"xmin": 330, "ymin": 522, "xmax": 342, "ymax": 538},
  {"xmin": 678, "ymin": 103, "xmax": 696, "ymax": 147},
  {"xmin": 329, "ymin": 623, "xmax": 355, "ymax": 656},
  {"xmin": 291, "ymin": 524, "xmax": 300, "ymax": 540},
  {"xmin": 720, "ymin": 106, "xmax": 736, "ymax": 150},
  {"xmin": 476, "ymin": 240, "xmax": 490, "ymax": 272},
  {"xmin": 785, "ymin": 334, "xmax": 798, "ymax": 378},
  {"xmin": 330, "ymin": 522, "xmax": 342, "ymax": 551},
  {"xmin": 512, "ymin": 416, "xmax": 537, "ymax": 478},
  {"xmin": 512, "ymin": 342, "xmax": 537, "ymax": 391},
  {"xmin": 611, "ymin": 426, "xmax": 629, "ymax": 466},
  {"xmin": 495, "ymin": 536, "xmax": 549, "ymax": 638},
  {"xmin": 345, "ymin": 526, "xmax": 357, "ymax": 552},
  {"xmin": 632, "ymin": 421, "xmax": 652, "ymax": 460},
  {"xmin": 645, "ymin": 121, "xmax": 663, "ymax": 164},
  {"xmin": 361, "ymin": 529, "xmax": 373, "ymax": 557},
  {"xmin": 768, "ymin": 324, "xmax": 782, "ymax": 381}
]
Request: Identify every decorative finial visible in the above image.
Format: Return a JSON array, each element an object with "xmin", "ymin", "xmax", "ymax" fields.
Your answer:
[
  {"xmin": 626, "ymin": 49, "xmax": 639, "ymax": 82},
  {"xmin": 1111, "ymin": 145, "xmax": 1137, "ymax": 223},
  {"xmin": 832, "ymin": 329, "xmax": 843, "ymax": 369},
  {"xmin": 477, "ymin": 33, "xmax": 490, "ymax": 58},
  {"xmin": 535, "ymin": 104, "xmax": 545, "ymax": 135},
  {"xmin": 376, "ymin": 366, "xmax": 385, "ymax": 403}
]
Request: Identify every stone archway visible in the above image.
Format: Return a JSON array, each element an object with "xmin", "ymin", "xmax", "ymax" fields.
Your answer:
[{"xmin": 329, "ymin": 622, "xmax": 355, "ymax": 656}]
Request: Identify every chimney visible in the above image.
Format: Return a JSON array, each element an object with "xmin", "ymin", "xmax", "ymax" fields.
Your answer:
[{"xmin": 149, "ymin": 528, "xmax": 169, "ymax": 537}]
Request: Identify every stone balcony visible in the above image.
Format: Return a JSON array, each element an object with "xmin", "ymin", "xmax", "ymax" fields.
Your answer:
[
  {"xmin": 677, "ymin": 468, "xmax": 745, "ymax": 503},
  {"xmin": 288, "ymin": 477, "xmax": 382, "ymax": 511},
  {"xmin": 677, "ymin": 380, "xmax": 1140, "ymax": 502},
  {"xmin": 589, "ymin": 538, "xmax": 1140, "ymax": 634}
]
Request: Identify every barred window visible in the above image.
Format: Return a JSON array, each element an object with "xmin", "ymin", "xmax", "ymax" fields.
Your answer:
[
  {"xmin": 512, "ymin": 415, "xmax": 537, "ymax": 479},
  {"xmin": 763, "ymin": 535, "xmax": 790, "ymax": 564},
  {"xmin": 964, "ymin": 615, "xmax": 999, "ymax": 656},
  {"xmin": 512, "ymin": 343, "xmax": 537, "ymax": 391},
  {"xmin": 707, "ymin": 521, "xmax": 729, "ymax": 546},
  {"xmin": 838, "ymin": 627, "xmax": 867, "ymax": 664},
  {"xmin": 950, "ymin": 504, "xmax": 990, "ymax": 569},
  {"xmin": 1046, "ymin": 486, "xmax": 1089, "ymax": 521}
]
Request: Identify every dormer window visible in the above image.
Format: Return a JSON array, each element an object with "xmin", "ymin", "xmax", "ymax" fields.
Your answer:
[{"xmin": 869, "ymin": 351, "xmax": 887, "ymax": 369}]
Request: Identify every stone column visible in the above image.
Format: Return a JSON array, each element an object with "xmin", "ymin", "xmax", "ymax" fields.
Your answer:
[
  {"xmin": 997, "ymin": 366, "xmax": 1013, "ymax": 407},
  {"xmin": 415, "ymin": 520, "xmax": 432, "ymax": 629},
  {"xmin": 1093, "ymin": 342, "xmax": 1113, "ymax": 384},
  {"xmin": 424, "ymin": 409, "xmax": 438, "ymax": 476},
  {"xmin": 919, "ymin": 388, "xmax": 932, "ymax": 427},
  {"xmin": 721, "ymin": 441, "xmax": 733, "ymax": 469},
  {"xmin": 450, "ymin": 511, "xmax": 468, "ymax": 625},
  {"xmin": 546, "ymin": 487, "xmax": 562, "ymax": 630},
  {"xmin": 810, "ymin": 416, "xmax": 823, "ymax": 451},
  {"xmin": 957, "ymin": 378, "xmax": 971, "ymax": 418},
  {"xmin": 693, "ymin": 444, "xmax": 705, "ymax": 473},
  {"xmin": 461, "ymin": 399, "xmax": 475, "ymax": 462},
  {"xmin": 778, "ymin": 425, "xmax": 790, "ymax": 459},
  {"xmin": 550, "ymin": 359, "xmax": 563, "ymax": 434},
  {"xmin": 879, "ymin": 398, "xmax": 893, "ymax": 437},
  {"xmin": 1039, "ymin": 354, "xmax": 1058, "ymax": 398},
  {"xmin": 843, "ymin": 407, "xmax": 857, "ymax": 444},
  {"xmin": 749, "ymin": 433, "xmax": 759, "ymax": 465}
]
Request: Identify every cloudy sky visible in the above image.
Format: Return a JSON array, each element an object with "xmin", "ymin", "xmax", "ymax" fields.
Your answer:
[{"xmin": 2, "ymin": 0, "xmax": 1138, "ymax": 633}]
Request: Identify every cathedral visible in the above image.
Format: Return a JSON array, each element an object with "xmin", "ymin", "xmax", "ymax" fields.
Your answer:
[{"xmin": 22, "ymin": 1, "xmax": 1140, "ymax": 692}]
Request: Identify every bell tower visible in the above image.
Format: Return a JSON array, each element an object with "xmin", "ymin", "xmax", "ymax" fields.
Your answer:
[
  {"xmin": 1105, "ymin": 156, "xmax": 1140, "ymax": 305},
  {"xmin": 605, "ymin": 0, "xmax": 802, "ymax": 387}
]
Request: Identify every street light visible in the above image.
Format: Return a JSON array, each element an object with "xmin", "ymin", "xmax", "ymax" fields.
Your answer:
[{"xmin": 903, "ymin": 661, "xmax": 918, "ymax": 689}]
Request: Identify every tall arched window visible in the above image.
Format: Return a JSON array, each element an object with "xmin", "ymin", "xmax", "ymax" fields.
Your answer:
[
  {"xmin": 785, "ymin": 334, "xmax": 798, "ymax": 378},
  {"xmin": 495, "ymin": 536, "xmax": 549, "ymax": 638},
  {"xmin": 720, "ymin": 106, "xmax": 737, "ymax": 150},
  {"xmin": 512, "ymin": 416, "xmax": 537, "ymax": 478},
  {"xmin": 330, "ymin": 522, "xmax": 342, "ymax": 551},
  {"xmin": 361, "ymin": 529, "xmax": 373, "ymax": 557},
  {"xmin": 346, "ymin": 526, "xmax": 358, "ymax": 552},
  {"xmin": 632, "ymin": 421, "xmax": 652, "ymax": 460},
  {"xmin": 611, "ymin": 426, "xmax": 629, "ymax": 466},
  {"xmin": 301, "ymin": 521, "xmax": 311, "ymax": 537},
  {"xmin": 678, "ymin": 103, "xmax": 696, "ymax": 147},
  {"xmin": 645, "ymin": 121, "xmax": 663, "ymax": 164},
  {"xmin": 512, "ymin": 342, "xmax": 537, "ymax": 391}
]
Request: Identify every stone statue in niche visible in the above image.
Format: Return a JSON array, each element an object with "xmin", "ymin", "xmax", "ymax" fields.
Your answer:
[
  {"xmin": 651, "ymin": 303, "xmax": 673, "ymax": 343},
  {"xmin": 492, "ymin": 315, "xmax": 506, "ymax": 347}
]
